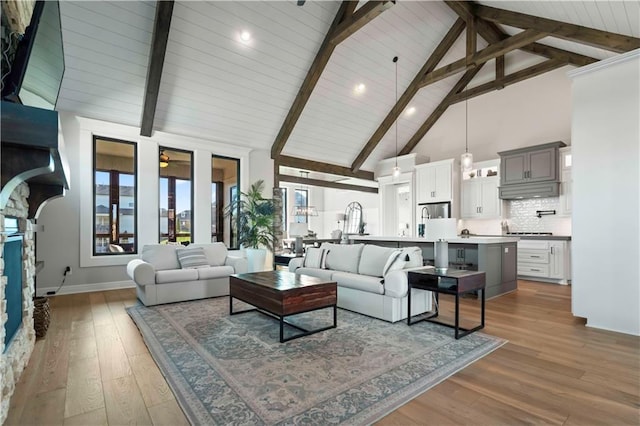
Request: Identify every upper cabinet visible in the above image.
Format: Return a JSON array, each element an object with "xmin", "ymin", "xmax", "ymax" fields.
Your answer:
[
  {"xmin": 460, "ymin": 160, "xmax": 502, "ymax": 219},
  {"xmin": 415, "ymin": 159, "xmax": 453, "ymax": 204},
  {"xmin": 498, "ymin": 141, "xmax": 566, "ymax": 199}
]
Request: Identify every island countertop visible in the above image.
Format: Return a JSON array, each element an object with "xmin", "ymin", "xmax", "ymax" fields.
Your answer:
[{"xmin": 348, "ymin": 235, "xmax": 520, "ymax": 244}]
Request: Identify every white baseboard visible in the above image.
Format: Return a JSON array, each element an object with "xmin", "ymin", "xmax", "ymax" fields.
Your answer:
[{"xmin": 36, "ymin": 280, "xmax": 135, "ymax": 297}]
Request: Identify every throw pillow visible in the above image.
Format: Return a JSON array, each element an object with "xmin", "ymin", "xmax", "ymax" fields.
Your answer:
[
  {"xmin": 303, "ymin": 247, "xmax": 328, "ymax": 269},
  {"xmin": 176, "ymin": 247, "xmax": 209, "ymax": 269},
  {"xmin": 382, "ymin": 249, "xmax": 405, "ymax": 276}
]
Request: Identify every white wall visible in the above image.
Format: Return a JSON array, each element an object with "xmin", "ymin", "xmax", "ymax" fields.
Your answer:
[
  {"xmin": 321, "ymin": 187, "xmax": 379, "ymax": 237},
  {"xmin": 37, "ymin": 113, "xmax": 253, "ymax": 293},
  {"xmin": 569, "ymin": 50, "xmax": 639, "ymax": 336},
  {"xmin": 415, "ymin": 66, "xmax": 573, "ymax": 163}
]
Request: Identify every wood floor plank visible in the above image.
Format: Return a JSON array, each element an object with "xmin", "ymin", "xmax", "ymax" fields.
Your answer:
[
  {"xmin": 64, "ymin": 356, "xmax": 104, "ymax": 418},
  {"xmin": 129, "ymin": 353, "xmax": 174, "ymax": 407},
  {"xmin": 114, "ymin": 313, "xmax": 149, "ymax": 357},
  {"xmin": 18, "ymin": 387, "xmax": 66, "ymax": 426},
  {"xmin": 94, "ymin": 323, "xmax": 132, "ymax": 381},
  {"xmin": 147, "ymin": 399, "xmax": 189, "ymax": 426},
  {"xmin": 63, "ymin": 407, "xmax": 108, "ymax": 426},
  {"xmin": 34, "ymin": 327, "xmax": 71, "ymax": 394},
  {"xmin": 103, "ymin": 375, "xmax": 152, "ymax": 425}
]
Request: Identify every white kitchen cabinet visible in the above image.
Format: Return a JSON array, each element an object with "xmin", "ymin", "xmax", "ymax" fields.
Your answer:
[
  {"xmin": 517, "ymin": 239, "xmax": 571, "ymax": 284},
  {"xmin": 461, "ymin": 177, "xmax": 501, "ymax": 219},
  {"xmin": 560, "ymin": 169, "xmax": 572, "ymax": 216},
  {"xmin": 415, "ymin": 160, "xmax": 453, "ymax": 204},
  {"xmin": 559, "ymin": 146, "xmax": 572, "ymax": 216}
]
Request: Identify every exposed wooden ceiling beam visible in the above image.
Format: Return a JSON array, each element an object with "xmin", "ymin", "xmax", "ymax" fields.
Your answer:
[
  {"xmin": 140, "ymin": 1, "xmax": 174, "ymax": 137},
  {"xmin": 330, "ymin": 1, "xmax": 395, "ymax": 45},
  {"xmin": 495, "ymin": 55, "xmax": 505, "ymax": 83},
  {"xmin": 447, "ymin": 2, "xmax": 597, "ymax": 67},
  {"xmin": 278, "ymin": 155, "xmax": 375, "ymax": 181},
  {"xmin": 270, "ymin": 1, "xmax": 392, "ymax": 160},
  {"xmin": 448, "ymin": 58, "xmax": 567, "ymax": 104},
  {"xmin": 419, "ymin": 28, "xmax": 546, "ymax": 88},
  {"xmin": 349, "ymin": 18, "xmax": 466, "ymax": 172},
  {"xmin": 278, "ymin": 174, "xmax": 378, "ymax": 194},
  {"xmin": 474, "ymin": 4, "xmax": 640, "ymax": 53},
  {"xmin": 399, "ymin": 65, "xmax": 484, "ymax": 156}
]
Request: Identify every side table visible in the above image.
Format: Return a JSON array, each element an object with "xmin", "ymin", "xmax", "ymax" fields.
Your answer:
[{"xmin": 407, "ymin": 268, "xmax": 486, "ymax": 339}]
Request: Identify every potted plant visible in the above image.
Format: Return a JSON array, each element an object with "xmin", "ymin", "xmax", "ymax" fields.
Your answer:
[{"xmin": 225, "ymin": 179, "xmax": 275, "ymax": 271}]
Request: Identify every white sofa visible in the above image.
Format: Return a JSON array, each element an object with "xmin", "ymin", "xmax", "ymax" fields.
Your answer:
[
  {"xmin": 289, "ymin": 243, "xmax": 432, "ymax": 323},
  {"xmin": 127, "ymin": 243, "xmax": 248, "ymax": 306}
]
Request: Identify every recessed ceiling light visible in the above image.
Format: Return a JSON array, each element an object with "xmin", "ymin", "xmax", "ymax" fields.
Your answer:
[
  {"xmin": 406, "ymin": 106, "xmax": 416, "ymax": 116},
  {"xmin": 354, "ymin": 83, "xmax": 366, "ymax": 94},
  {"xmin": 240, "ymin": 30, "xmax": 251, "ymax": 44}
]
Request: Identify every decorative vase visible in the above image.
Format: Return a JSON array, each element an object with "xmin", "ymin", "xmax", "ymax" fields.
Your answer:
[
  {"xmin": 33, "ymin": 296, "xmax": 51, "ymax": 338},
  {"xmin": 245, "ymin": 248, "xmax": 267, "ymax": 272}
]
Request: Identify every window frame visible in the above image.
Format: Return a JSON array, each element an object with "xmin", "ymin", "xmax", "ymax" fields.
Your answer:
[
  {"xmin": 159, "ymin": 147, "xmax": 194, "ymax": 244},
  {"xmin": 211, "ymin": 154, "xmax": 240, "ymax": 248},
  {"xmin": 92, "ymin": 136, "xmax": 138, "ymax": 256}
]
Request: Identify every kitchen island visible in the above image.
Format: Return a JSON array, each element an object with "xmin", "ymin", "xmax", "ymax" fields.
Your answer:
[{"xmin": 349, "ymin": 235, "xmax": 519, "ymax": 299}]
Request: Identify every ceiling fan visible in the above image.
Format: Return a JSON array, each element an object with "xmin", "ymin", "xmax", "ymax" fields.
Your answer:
[{"xmin": 159, "ymin": 150, "xmax": 170, "ymax": 168}]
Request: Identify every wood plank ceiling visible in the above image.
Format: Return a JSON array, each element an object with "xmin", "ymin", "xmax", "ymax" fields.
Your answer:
[{"xmin": 55, "ymin": 1, "xmax": 640, "ymax": 181}]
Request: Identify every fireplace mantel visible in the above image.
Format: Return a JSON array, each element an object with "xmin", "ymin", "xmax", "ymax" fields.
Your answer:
[{"xmin": 0, "ymin": 101, "xmax": 69, "ymax": 218}]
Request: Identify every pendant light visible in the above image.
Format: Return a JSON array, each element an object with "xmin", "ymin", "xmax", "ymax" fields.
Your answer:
[
  {"xmin": 461, "ymin": 56, "xmax": 473, "ymax": 173},
  {"xmin": 392, "ymin": 56, "xmax": 401, "ymax": 178}
]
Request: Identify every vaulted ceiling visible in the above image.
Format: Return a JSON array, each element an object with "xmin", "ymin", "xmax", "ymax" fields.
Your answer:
[{"xmin": 56, "ymin": 1, "xmax": 639, "ymax": 180}]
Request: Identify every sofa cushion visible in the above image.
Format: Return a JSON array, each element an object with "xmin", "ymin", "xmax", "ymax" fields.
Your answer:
[
  {"xmin": 190, "ymin": 243, "xmax": 228, "ymax": 267},
  {"xmin": 303, "ymin": 247, "xmax": 328, "ymax": 269},
  {"xmin": 142, "ymin": 245, "xmax": 180, "ymax": 271},
  {"xmin": 197, "ymin": 265, "xmax": 235, "ymax": 280},
  {"xmin": 176, "ymin": 247, "xmax": 209, "ymax": 269},
  {"xmin": 155, "ymin": 268, "xmax": 198, "ymax": 284},
  {"xmin": 359, "ymin": 245, "xmax": 398, "ymax": 277},
  {"xmin": 295, "ymin": 268, "xmax": 335, "ymax": 281},
  {"xmin": 332, "ymin": 272, "xmax": 384, "ymax": 295},
  {"xmin": 322, "ymin": 243, "xmax": 364, "ymax": 274}
]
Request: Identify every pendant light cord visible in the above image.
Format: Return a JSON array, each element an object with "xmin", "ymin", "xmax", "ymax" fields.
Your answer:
[{"xmin": 394, "ymin": 56, "xmax": 399, "ymax": 169}]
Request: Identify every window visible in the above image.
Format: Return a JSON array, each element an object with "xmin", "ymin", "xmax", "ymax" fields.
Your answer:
[
  {"xmin": 211, "ymin": 155, "xmax": 240, "ymax": 248},
  {"xmin": 159, "ymin": 147, "xmax": 193, "ymax": 244},
  {"xmin": 294, "ymin": 188, "xmax": 308, "ymax": 223},
  {"xmin": 93, "ymin": 137, "xmax": 137, "ymax": 255}
]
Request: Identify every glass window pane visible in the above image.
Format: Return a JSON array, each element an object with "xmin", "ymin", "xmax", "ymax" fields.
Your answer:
[
  {"xmin": 159, "ymin": 177, "xmax": 168, "ymax": 243},
  {"xmin": 176, "ymin": 179, "xmax": 191, "ymax": 243},
  {"xmin": 212, "ymin": 155, "xmax": 239, "ymax": 248},
  {"xmin": 93, "ymin": 138, "xmax": 136, "ymax": 255}
]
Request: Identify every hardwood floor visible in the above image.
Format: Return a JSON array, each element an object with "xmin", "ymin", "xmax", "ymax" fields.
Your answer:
[{"xmin": 6, "ymin": 281, "xmax": 639, "ymax": 425}]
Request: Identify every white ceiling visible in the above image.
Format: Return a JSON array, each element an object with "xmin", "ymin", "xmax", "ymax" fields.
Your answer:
[{"xmin": 56, "ymin": 1, "xmax": 639, "ymax": 174}]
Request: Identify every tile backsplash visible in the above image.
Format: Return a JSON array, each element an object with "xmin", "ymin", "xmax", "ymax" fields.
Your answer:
[
  {"xmin": 507, "ymin": 197, "xmax": 571, "ymax": 235},
  {"xmin": 459, "ymin": 197, "xmax": 571, "ymax": 236}
]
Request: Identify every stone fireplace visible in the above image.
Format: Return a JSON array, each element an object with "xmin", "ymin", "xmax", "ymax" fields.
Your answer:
[{"xmin": 0, "ymin": 182, "xmax": 36, "ymax": 424}]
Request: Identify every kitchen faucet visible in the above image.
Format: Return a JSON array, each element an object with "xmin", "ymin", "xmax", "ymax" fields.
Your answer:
[{"xmin": 418, "ymin": 206, "xmax": 431, "ymax": 237}]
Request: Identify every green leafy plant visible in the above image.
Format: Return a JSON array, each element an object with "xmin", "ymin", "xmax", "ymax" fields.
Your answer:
[{"xmin": 224, "ymin": 180, "xmax": 275, "ymax": 250}]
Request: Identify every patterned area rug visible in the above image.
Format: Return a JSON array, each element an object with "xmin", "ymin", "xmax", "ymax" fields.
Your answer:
[{"xmin": 127, "ymin": 297, "xmax": 506, "ymax": 425}]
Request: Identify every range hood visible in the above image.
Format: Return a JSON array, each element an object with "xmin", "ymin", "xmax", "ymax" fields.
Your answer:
[
  {"xmin": 499, "ymin": 181, "xmax": 560, "ymax": 200},
  {"xmin": 1, "ymin": 101, "xmax": 69, "ymax": 218}
]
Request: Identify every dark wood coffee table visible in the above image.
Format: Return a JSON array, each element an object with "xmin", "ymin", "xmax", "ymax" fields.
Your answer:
[{"xmin": 229, "ymin": 270, "xmax": 337, "ymax": 343}]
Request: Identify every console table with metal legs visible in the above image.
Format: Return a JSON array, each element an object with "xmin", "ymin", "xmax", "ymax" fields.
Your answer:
[{"xmin": 407, "ymin": 268, "xmax": 486, "ymax": 339}]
